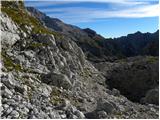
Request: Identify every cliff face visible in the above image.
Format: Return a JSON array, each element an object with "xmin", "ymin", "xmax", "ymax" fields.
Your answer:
[{"xmin": 1, "ymin": 1, "xmax": 159, "ymax": 119}]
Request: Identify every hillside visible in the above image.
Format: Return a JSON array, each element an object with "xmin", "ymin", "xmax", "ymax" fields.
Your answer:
[{"xmin": 1, "ymin": 1, "xmax": 159, "ymax": 119}]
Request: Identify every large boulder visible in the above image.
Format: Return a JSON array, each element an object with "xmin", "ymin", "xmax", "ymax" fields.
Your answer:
[
  {"xmin": 41, "ymin": 72, "xmax": 72, "ymax": 90},
  {"xmin": 96, "ymin": 99, "xmax": 115, "ymax": 114},
  {"xmin": 141, "ymin": 87, "xmax": 159, "ymax": 105}
]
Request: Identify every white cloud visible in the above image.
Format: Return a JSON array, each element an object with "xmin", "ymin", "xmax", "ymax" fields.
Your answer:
[
  {"xmin": 25, "ymin": 0, "xmax": 148, "ymax": 7},
  {"xmin": 25, "ymin": 0, "xmax": 159, "ymax": 23},
  {"xmin": 93, "ymin": 4, "xmax": 160, "ymax": 18}
]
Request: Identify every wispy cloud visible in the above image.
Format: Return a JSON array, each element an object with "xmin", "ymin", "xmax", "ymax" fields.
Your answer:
[
  {"xmin": 25, "ymin": 0, "xmax": 159, "ymax": 23},
  {"xmin": 93, "ymin": 4, "xmax": 160, "ymax": 18},
  {"xmin": 25, "ymin": 0, "xmax": 149, "ymax": 7}
]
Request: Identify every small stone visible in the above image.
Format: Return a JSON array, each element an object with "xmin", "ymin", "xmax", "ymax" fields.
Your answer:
[
  {"xmin": 87, "ymin": 97, "xmax": 94, "ymax": 102},
  {"xmin": 10, "ymin": 102, "xmax": 19, "ymax": 108},
  {"xmin": 10, "ymin": 110, "xmax": 19, "ymax": 118},
  {"xmin": 1, "ymin": 85, "xmax": 13, "ymax": 98},
  {"xmin": 1, "ymin": 73, "xmax": 17, "ymax": 89},
  {"xmin": 97, "ymin": 111, "xmax": 108, "ymax": 118},
  {"xmin": 4, "ymin": 107, "xmax": 13, "ymax": 115},
  {"xmin": 49, "ymin": 112, "xmax": 56, "ymax": 118},
  {"xmin": 28, "ymin": 115, "xmax": 37, "ymax": 119},
  {"xmin": 60, "ymin": 114, "xmax": 66, "ymax": 119},
  {"xmin": 97, "ymin": 99, "xmax": 115, "ymax": 113},
  {"xmin": 74, "ymin": 110, "xmax": 85, "ymax": 119},
  {"xmin": 3, "ymin": 104, "xmax": 9, "ymax": 110},
  {"xmin": 57, "ymin": 99, "xmax": 71, "ymax": 111},
  {"xmin": 6, "ymin": 99, "xmax": 15, "ymax": 105},
  {"xmin": 13, "ymin": 95, "xmax": 22, "ymax": 101},
  {"xmin": 22, "ymin": 107, "xmax": 30, "ymax": 113},
  {"xmin": 112, "ymin": 88, "xmax": 120, "ymax": 96},
  {"xmin": 33, "ymin": 108, "xmax": 39, "ymax": 114}
]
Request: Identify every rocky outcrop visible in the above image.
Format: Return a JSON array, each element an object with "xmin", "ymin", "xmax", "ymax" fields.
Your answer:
[
  {"xmin": 0, "ymin": 13, "xmax": 20, "ymax": 48},
  {"xmin": 94, "ymin": 56, "xmax": 159, "ymax": 104},
  {"xmin": 141, "ymin": 87, "xmax": 159, "ymax": 105},
  {"xmin": 1, "ymin": 1, "xmax": 159, "ymax": 119}
]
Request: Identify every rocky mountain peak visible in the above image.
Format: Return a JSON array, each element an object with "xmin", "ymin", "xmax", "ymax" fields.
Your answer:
[{"xmin": 83, "ymin": 28, "xmax": 97, "ymax": 37}]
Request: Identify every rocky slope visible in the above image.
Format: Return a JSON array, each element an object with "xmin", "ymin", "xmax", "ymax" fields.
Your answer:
[{"xmin": 1, "ymin": 1, "xmax": 159, "ymax": 119}]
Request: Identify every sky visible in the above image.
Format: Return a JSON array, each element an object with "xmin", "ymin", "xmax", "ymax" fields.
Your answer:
[{"xmin": 25, "ymin": 0, "xmax": 159, "ymax": 38}]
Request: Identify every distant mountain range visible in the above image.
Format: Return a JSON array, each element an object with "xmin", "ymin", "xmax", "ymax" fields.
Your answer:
[{"xmin": 27, "ymin": 7, "xmax": 159, "ymax": 62}]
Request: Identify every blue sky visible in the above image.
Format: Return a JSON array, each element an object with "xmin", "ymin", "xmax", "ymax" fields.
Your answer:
[{"xmin": 25, "ymin": 0, "xmax": 159, "ymax": 38}]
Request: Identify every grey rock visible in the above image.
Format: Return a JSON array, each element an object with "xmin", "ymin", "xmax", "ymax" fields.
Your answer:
[
  {"xmin": 112, "ymin": 88, "xmax": 120, "ymax": 96},
  {"xmin": 38, "ymin": 84, "xmax": 52, "ymax": 97},
  {"xmin": 1, "ymin": 85, "xmax": 13, "ymax": 98},
  {"xmin": 77, "ymin": 47, "xmax": 86, "ymax": 66},
  {"xmin": 49, "ymin": 112, "xmax": 55, "ymax": 118},
  {"xmin": 74, "ymin": 110, "xmax": 85, "ymax": 119},
  {"xmin": 41, "ymin": 72, "xmax": 72, "ymax": 90},
  {"xmin": 28, "ymin": 115, "xmax": 37, "ymax": 119},
  {"xmin": 61, "ymin": 99, "xmax": 71, "ymax": 110},
  {"xmin": 61, "ymin": 39, "xmax": 72, "ymax": 51},
  {"xmin": 0, "ymin": 13, "xmax": 20, "ymax": 48},
  {"xmin": 5, "ymin": 99, "xmax": 16, "ymax": 105},
  {"xmin": 4, "ymin": 107, "xmax": 13, "ymax": 116},
  {"xmin": 23, "ymin": 50, "xmax": 35, "ymax": 59},
  {"xmin": 9, "ymin": 102, "xmax": 19, "ymax": 108},
  {"xmin": 70, "ymin": 114, "xmax": 78, "ymax": 119},
  {"xmin": 141, "ymin": 87, "xmax": 159, "ymax": 105},
  {"xmin": 9, "ymin": 110, "xmax": 19, "ymax": 118},
  {"xmin": 97, "ymin": 111, "xmax": 108, "ymax": 118},
  {"xmin": 97, "ymin": 99, "xmax": 115, "ymax": 113},
  {"xmin": 3, "ymin": 104, "xmax": 9, "ymax": 110},
  {"xmin": 21, "ymin": 107, "xmax": 30, "ymax": 114},
  {"xmin": 60, "ymin": 114, "xmax": 67, "ymax": 119},
  {"xmin": 1, "ymin": 73, "xmax": 17, "ymax": 89}
]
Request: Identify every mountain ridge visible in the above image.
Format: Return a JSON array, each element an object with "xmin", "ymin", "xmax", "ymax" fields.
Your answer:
[{"xmin": 27, "ymin": 7, "xmax": 159, "ymax": 62}]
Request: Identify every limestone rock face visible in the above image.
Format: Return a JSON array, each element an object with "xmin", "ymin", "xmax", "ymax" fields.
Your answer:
[
  {"xmin": 0, "ymin": 13, "xmax": 20, "ymax": 48},
  {"xmin": 1, "ymin": 1, "xmax": 159, "ymax": 119}
]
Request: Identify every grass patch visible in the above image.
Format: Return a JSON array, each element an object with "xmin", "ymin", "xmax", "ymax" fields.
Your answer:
[
  {"xmin": 50, "ymin": 88, "xmax": 63, "ymax": 105},
  {"xmin": 80, "ymin": 67, "xmax": 92, "ymax": 78},
  {"xmin": 50, "ymin": 87, "xmax": 80, "ymax": 106},
  {"xmin": 1, "ymin": 51, "xmax": 40, "ymax": 73},
  {"xmin": 146, "ymin": 56, "xmax": 158, "ymax": 63},
  {"xmin": 1, "ymin": 51, "xmax": 23, "ymax": 71}
]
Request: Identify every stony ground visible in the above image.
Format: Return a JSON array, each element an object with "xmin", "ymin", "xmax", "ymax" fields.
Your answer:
[{"xmin": 0, "ymin": 1, "xmax": 159, "ymax": 119}]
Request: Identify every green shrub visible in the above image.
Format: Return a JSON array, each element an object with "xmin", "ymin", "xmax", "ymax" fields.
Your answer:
[{"xmin": 1, "ymin": 51, "xmax": 23, "ymax": 71}]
